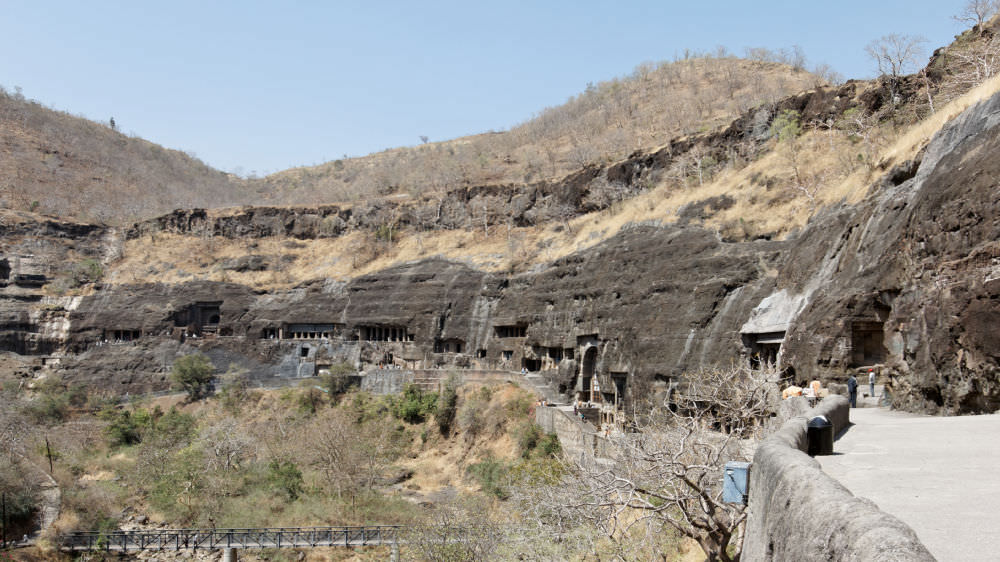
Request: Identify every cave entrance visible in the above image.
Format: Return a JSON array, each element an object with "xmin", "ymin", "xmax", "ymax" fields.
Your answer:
[
  {"xmin": 611, "ymin": 372, "xmax": 627, "ymax": 408},
  {"xmin": 742, "ymin": 331, "xmax": 784, "ymax": 369},
  {"xmin": 578, "ymin": 346, "xmax": 599, "ymax": 403},
  {"xmin": 851, "ymin": 321, "xmax": 887, "ymax": 367},
  {"xmin": 522, "ymin": 358, "xmax": 541, "ymax": 372},
  {"xmin": 174, "ymin": 301, "xmax": 223, "ymax": 334}
]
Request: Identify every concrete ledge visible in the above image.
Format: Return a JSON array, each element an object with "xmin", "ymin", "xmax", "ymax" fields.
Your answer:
[
  {"xmin": 743, "ymin": 397, "xmax": 934, "ymax": 561},
  {"xmin": 813, "ymin": 394, "xmax": 850, "ymax": 435}
]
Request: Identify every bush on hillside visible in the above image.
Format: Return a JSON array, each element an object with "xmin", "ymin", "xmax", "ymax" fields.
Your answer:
[
  {"xmin": 467, "ymin": 456, "xmax": 510, "ymax": 500},
  {"xmin": 435, "ymin": 374, "xmax": 460, "ymax": 435},
  {"xmin": 23, "ymin": 378, "xmax": 87, "ymax": 423},
  {"xmin": 392, "ymin": 384, "xmax": 437, "ymax": 424},
  {"xmin": 171, "ymin": 353, "xmax": 215, "ymax": 401},
  {"xmin": 267, "ymin": 459, "xmax": 304, "ymax": 501}
]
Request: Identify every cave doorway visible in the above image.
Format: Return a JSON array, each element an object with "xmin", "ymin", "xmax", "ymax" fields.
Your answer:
[
  {"xmin": 522, "ymin": 358, "xmax": 541, "ymax": 372},
  {"xmin": 578, "ymin": 346, "xmax": 599, "ymax": 403},
  {"xmin": 742, "ymin": 332, "xmax": 784, "ymax": 369},
  {"xmin": 611, "ymin": 373, "xmax": 627, "ymax": 408},
  {"xmin": 851, "ymin": 321, "xmax": 887, "ymax": 366}
]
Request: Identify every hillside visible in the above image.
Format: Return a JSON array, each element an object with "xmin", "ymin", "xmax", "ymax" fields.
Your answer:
[
  {"xmin": 0, "ymin": 54, "xmax": 820, "ymax": 225},
  {"xmin": 264, "ymin": 54, "xmax": 822, "ymax": 203},
  {"xmin": 0, "ymin": 89, "xmax": 256, "ymax": 223},
  {"xmin": 3, "ymin": 13, "xmax": 1000, "ymax": 562},
  {"xmin": 108, "ymin": 54, "xmax": 999, "ymax": 290}
]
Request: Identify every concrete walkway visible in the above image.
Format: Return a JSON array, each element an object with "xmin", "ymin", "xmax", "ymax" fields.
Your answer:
[{"xmin": 816, "ymin": 407, "xmax": 1000, "ymax": 561}]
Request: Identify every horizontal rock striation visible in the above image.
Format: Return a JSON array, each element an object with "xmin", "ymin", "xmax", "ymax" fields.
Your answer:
[{"xmin": 2, "ymin": 89, "xmax": 999, "ymax": 416}]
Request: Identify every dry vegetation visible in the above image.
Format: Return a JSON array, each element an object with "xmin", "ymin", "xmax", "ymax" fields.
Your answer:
[
  {"xmin": 0, "ymin": 52, "xmax": 819, "ymax": 226},
  {"xmin": 267, "ymin": 52, "xmax": 821, "ymax": 203},
  {"xmin": 2, "ymin": 368, "xmax": 604, "ymax": 558},
  {"xmin": 105, "ymin": 67, "xmax": 1000, "ymax": 291},
  {"xmin": 0, "ymin": 88, "xmax": 256, "ymax": 223},
  {"xmin": 93, "ymin": 18, "xmax": 1000, "ymax": 290}
]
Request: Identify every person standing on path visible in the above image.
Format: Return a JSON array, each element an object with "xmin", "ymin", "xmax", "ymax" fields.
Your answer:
[
  {"xmin": 869, "ymin": 369, "xmax": 876, "ymax": 398},
  {"xmin": 847, "ymin": 374, "xmax": 858, "ymax": 408}
]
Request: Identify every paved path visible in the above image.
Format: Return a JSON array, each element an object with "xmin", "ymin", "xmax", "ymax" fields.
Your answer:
[{"xmin": 816, "ymin": 407, "xmax": 1000, "ymax": 561}]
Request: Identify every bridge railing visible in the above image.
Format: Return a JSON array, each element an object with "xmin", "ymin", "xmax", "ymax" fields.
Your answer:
[{"xmin": 60, "ymin": 525, "xmax": 402, "ymax": 552}]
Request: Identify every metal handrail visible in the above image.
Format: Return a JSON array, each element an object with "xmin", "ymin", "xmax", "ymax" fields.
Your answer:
[{"xmin": 59, "ymin": 525, "xmax": 403, "ymax": 552}]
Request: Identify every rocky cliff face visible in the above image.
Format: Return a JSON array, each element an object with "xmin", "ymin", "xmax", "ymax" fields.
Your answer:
[
  {"xmin": 3, "ymin": 92, "xmax": 999, "ymax": 415},
  {"xmin": 774, "ymin": 91, "xmax": 1000, "ymax": 413},
  {"xmin": 125, "ymin": 82, "xmax": 875, "ymax": 244}
]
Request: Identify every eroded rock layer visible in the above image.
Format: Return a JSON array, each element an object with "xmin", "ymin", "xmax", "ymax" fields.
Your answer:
[{"xmin": 2, "ymin": 91, "xmax": 999, "ymax": 414}]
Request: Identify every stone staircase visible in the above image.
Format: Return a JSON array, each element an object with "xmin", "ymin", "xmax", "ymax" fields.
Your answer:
[{"xmin": 521, "ymin": 372, "xmax": 564, "ymax": 404}]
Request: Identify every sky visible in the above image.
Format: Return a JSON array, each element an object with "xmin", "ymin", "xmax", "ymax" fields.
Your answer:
[{"xmin": 0, "ymin": 0, "xmax": 970, "ymax": 176}]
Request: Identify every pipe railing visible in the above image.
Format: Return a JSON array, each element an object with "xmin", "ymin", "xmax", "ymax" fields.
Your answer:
[{"xmin": 59, "ymin": 525, "xmax": 402, "ymax": 552}]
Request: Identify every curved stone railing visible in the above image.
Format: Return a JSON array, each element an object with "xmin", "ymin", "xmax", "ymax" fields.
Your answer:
[{"xmin": 743, "ymin": 396, "xmax": 935, "ymax": 561}]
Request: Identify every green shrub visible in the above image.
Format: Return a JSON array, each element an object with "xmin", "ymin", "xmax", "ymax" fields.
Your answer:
[
  {"xmin": 98, "ymin": 407, "xmax": 145, "ymax": 447},
  {"xmin": 435, "ymin": 375, "xmax": 459, "ymax": 435},
  {"xmin": 72, "ymin": 258, "xmax": 103, "ymax": 285},
  {"xmin": 149, "ymin": 406, "xmax": 196, "ymax": 446},
  {"xmin": 514, "ymin": 421, "xmax": 542, "ymax": 458},
  {"xmin": 297, "ymin": 386, "xmax": 325, "ymax": 415},
  {"xmin": 323, "ymin": 361, "xmax": 358, "ymax": 400},
  {"xmin": 267, "ymin": 459, "xmax": 304, "ymax": 501},
  {"xmin": 99, "ymin": 405, "xmax": 194, "ymax": 448},
  {"xmin": 24, "ymin": 379, "xmax": 87, "ymax": 423},
  {"xmin": 537, "ymin": 433, "xmax": 561, "ymax": 458},
  {"xmin": 392, "ymin": 384, "xmax": 437, "ymax": 424},
  {"xmin": 171, "ymin": 353, "xmax": 215, "ymax": 401},
  {"xmin": 466, "ymin": 456, "xmax": 509, "ymax": 500}
]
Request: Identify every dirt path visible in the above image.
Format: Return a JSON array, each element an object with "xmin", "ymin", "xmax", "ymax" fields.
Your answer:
[{"xmin": 10, "ymin": 455, "xmax": 61, "ymax": 547}]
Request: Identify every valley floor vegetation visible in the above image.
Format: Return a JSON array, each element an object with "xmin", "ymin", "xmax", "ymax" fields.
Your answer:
[
  {"xmin": 1, "ymin": 358, "xmax": 784, "ymax": 560},
  {"xmin": 0, "ymin": 363, "xmax": 641, "ymax": 560}
]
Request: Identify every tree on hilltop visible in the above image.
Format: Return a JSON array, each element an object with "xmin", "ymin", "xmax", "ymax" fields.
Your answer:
[
  {"xmin": 865, "ymin": 34, "xmax": 928, "ymax": 102},
  {"xmin": 953, "ymin": 0, "xmax": 1000, "ymax": 34}
]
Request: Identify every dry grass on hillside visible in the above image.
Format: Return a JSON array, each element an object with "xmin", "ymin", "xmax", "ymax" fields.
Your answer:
[
  {"xmin": 0, "ymin": 88, "xmax": 252, "ymax": 223},
  {"xmin": 105, "ymin": 72, "xmax": 1000, "ymax": 290},
  {"xmin": 0, "ymin": 54, "xmax": 818, "ymax": 226},
  {"xmin": 266, "ymin": 55, "xmax": 821, "ymax": 204}
]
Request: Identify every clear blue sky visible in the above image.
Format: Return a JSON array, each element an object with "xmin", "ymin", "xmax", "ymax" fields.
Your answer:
[{"xmin": 0, "ymin": 0, "xmax": 967, "ymax": 176}]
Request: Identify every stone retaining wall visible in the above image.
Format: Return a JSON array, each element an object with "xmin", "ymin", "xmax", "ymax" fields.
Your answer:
[
  {"xmin": 743, "ymin": 396, "xmax": 934, "ymax": 561},
  {"xmin": 536, "ymin": 406, "xmax": 613, "ymax": 461}
]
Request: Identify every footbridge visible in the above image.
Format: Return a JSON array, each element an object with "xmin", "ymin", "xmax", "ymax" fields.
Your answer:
[{"xmin": 59, "ymin": 526, "xmax": 401, "ymax": 553}]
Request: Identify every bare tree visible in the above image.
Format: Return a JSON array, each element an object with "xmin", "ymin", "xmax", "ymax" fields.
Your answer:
[
  {"xmin": 953, "ymin": 0, "xmax": 1000, "ymax": 33},
  {"xmin": 200, "ymin": 418, "xmax": 256, "ymax": 472},
  {"xmin": 402, "ymin": 501, "xmax": 506, "ymax": 562},
  {"xmin": 947, "ymin": 34, "xmax": 1000, "ymax": 88},
  {"xmin": 538, "ymin": 365, "xmax": 777, "ymax": 561},
  {"xmin": 305, "ymin": 408, "xmax": 405, "ymax": 495},
  {"xmin": 771, "ymin": 109, "xmax": 807, "ymax": 188},
  {"xmin": 865, "ymin": 34, "xmax": 928, "ymax": 104},
  {"xmin": 0, "ymin": 401, "xmax": 27, "ymax": 462},
  {"xmin": 837, "ymin": 107, "xmax": 884, "ymax": 170},
  {"xmin": 306, "ymin": 408, "xmax": 362, "ymax": 497}
]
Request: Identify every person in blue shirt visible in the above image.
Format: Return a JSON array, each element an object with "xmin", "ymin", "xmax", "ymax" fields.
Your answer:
[{"xmin": 847, "ymin": 374, "xmax": 858, "ymax": 407}]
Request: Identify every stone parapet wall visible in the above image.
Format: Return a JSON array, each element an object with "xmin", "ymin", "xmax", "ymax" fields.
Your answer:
[
  {"xmin": 743, "ymin": 396, "xmax": 933, "ymax": 561},
  {"xmin": 536, "ymin": 406, "xmax": 613, "ymax": 462}
]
